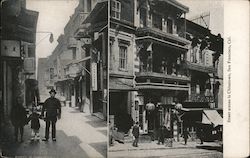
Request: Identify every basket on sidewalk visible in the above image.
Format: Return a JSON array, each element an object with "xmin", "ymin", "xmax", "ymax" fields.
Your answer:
[{"xmin": 165, "ymin": 138, "xmax": 173, "ymax": 147}]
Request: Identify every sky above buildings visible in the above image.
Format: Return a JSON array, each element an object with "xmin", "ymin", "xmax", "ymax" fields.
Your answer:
[{"xmin": 26, "ymin": 0, "xmax": 224, "ymax": 59}]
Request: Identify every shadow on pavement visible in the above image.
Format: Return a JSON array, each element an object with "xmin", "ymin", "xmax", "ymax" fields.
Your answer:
[
  {"xmin": 84, "ymin": 115, "xmax": 106, "ymax": 128},
  {"xmin": 1, "ymin": 125, "xmax": 89, "ymax": 158},
  {"xmin": 98, "ymin": 129, "xmax": 107, "ymax": 136},
  {"xmin": 196, "ymin": 145, "xmax": 223, "ymax": 152},
  {"xmin": 89, "ymin": 141, "xmax": 107, "ymax": 158},
  {"xmin": 85, "ymin": 120, "xmax": 106, "ymax": 128}
]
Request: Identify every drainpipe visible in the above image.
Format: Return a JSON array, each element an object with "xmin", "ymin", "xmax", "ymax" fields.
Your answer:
[{"xmin": 184, "ymin": 13, "xmax": 186, "ymax": 39}]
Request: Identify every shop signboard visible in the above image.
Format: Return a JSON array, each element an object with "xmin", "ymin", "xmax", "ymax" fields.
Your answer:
[
  {"xmin": 1, "ymin": 40, "xmax": 21, "ymax": 57},
  {"xmin": 24, "ymin": 57, "xmax": 35, "ymax": 74},
  {"xmin": 91, "ymin": 62, "xmax": 97, "ymax": 91}
]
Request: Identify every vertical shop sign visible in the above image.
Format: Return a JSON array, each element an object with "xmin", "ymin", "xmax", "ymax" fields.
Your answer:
[{"xmin": 91, "ymin": 63, "xmax": 97, "ymax": 91}]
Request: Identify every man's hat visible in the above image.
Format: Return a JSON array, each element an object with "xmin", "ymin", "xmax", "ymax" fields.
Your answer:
[{"xmin": 49, "ymin": 88, "xmax": 56, "ymax": 94}]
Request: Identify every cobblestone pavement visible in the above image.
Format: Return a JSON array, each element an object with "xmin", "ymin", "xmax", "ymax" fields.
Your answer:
[{"xmin": 1, "ymin": 106, "xmax": 107, "ymax": 158}]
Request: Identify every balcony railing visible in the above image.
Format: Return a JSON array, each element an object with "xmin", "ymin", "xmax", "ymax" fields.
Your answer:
[
  {"xmin": 138, "ymin": 62, "xmax": 190, "ymax": 81},
  {"xmin": 185, "ymin": 61, "xmax": 216, "ymax": 73},
  {"xmin": 186, "ymin": 93, "xmax": 214, "ymax": 103},
  {"xmin": 136, "ymin": 27, "xmax": 190, "ymax": 46},
  {"xmin": 136, "ymin": 70, "xmax": 190, "ymax": 82}
]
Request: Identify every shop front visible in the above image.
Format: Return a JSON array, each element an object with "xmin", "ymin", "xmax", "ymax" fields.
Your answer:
[
  {"xmin": 135, "ymin": 89, "xmax": 189, "ymax": 142},
  {"xmin": 181, "ymin": 102, "xmax": 223, "ymax": 142},
  {"xmin": 109, "ymin": 77, "xmax": 135, "ymax": 142}
]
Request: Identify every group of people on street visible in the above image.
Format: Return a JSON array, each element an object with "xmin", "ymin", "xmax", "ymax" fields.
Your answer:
[
  {"xmin": 10, "ymin": 89, "xmax": 61, "ymax": 142},
  {"xmin": 130, "ymin": 123, "xmax": 205, "ymax": 147}
]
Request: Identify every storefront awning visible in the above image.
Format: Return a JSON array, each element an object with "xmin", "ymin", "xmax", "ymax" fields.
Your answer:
[
  {"xmin": 55, "ymin": 78, "xmax": 74, "ymax": 84},
  {"xmin": 83, "ymin": 1, "xmax": 107, "ymax": 24},
  {"xmin": 202, "ymin": 110, "xmax": 223, "ymax": 127},
  {"xmin": 109, "ymin": 78, "xmax": 137, "ymax": 91}
]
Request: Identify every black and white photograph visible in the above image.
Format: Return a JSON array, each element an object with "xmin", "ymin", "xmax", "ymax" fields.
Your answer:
[
  {"xmin": 0, "ymin": 0, "xmax": 108, "ymax": 157},
  {"xmin": 108, "ymin": 0, "xmax": 224, "ymax": 157},
  {"xmin": 1, "ymin": 0, "xmax": 250, "ymax": 158}
]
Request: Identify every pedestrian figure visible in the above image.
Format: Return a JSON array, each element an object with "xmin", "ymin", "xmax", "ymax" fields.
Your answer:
[
  {"xmin": 132, "ymin": 122, "xmax": 139, "ymax": 147},
  {"xmin": 27, "ymin": 106, "xmax": 41, "ymax": 141},
  {"xmin": 158, "ymin": 126, "xmax": 166, "ymax": 145},
  {"xmin": 109, "ymin": 121, "xmax": 114, "ymax": 146},
  {"xmin": 182, "ymin": 129, "xmax": 191, "ymax": 145},
  {"xmin": 199, "ymin": 128, "xmax": 204, "ymax": 144},
  {"xmin": 10, "ymin": 97, "xmax": 28, "ymax": 142},
  {"xmin": 41, "ymin": 89, "xmax": 61, "ymax": 141}
]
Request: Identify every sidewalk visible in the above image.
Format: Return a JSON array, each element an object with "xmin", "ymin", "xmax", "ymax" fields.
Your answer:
[
  {"xmin": 109, "ymin": 140, "xmax": 222, "ymax": 152},
  {"xmin": 109, "ymin": 140, "xmax": 222, "ymax": 158},
  {"xmin": 0, "ymin": 106, "xmax": 107, "ymax": 158}
]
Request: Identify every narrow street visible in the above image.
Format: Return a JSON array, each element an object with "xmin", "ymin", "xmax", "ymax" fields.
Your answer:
[{"xmin": 1, "ymin": 106, "xmax": 107, "ymax": 158}]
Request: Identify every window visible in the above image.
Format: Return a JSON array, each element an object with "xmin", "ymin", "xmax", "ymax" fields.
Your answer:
[
  {"xmin": 111, "ymin": 0, "xmax": 121, "ymax": 20},
  {"xmin": 140, "ymin": 8, "xmax": 147, "ymax": 27},
  {"xmin": 152, "ymin": 13, "xmax": 162, "ymax": 30},
  {"xmin": 72, "ymin": 48, "xmax": 76, "ymax": 60},
  {"xmin": 119, "ymin": 45, "xmax": 127, "ymax": 70},
  {"xmin": 50, "ymin": 68, "xmax": 54, "ymax": 79},
  {"xmin": 167, "ymin": 18, "xmax": 173, "ymax": 34},
  {"xmin": 87, "ymin": 0, "xmax": 91, "ymax": 12},
  {"xmin": 28, "ymin": 47, "xmax": 35, "ymax": 57}
]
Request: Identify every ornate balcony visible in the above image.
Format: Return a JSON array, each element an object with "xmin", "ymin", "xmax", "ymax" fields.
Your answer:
[
  {"xmin": 185, "ymin": 61, "xmax": 216, "ymax": 73},
  {"xmin": 135, "ymin": 70, "xmax": 190, "ymax": 91},
  {"xmin": 136, "ymin": 71, "xmax": 191, "ymax": 82},
  {"xmin": 136, "ymin": 27, "xmax": 190, "ymax": 51},
  {"xmin": 186, "ymin": 93, "xmax": 214, "ymax": 103}
]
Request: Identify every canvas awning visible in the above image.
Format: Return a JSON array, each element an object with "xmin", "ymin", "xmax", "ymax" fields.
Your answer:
[
  {"xmin": 83, "ymin": 1, "xmax": 107, "ymax": 24},
  {"xmin": 202, "ymin": 110, "xmax": 223, "ymax": 127}
]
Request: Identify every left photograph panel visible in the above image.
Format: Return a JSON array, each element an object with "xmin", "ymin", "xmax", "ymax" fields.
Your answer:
[{"xmin": 0, "ymin": 0, "xmax": 108, "ymax": 157}]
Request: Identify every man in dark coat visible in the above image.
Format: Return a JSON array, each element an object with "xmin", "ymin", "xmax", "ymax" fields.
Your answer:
[
  {"xmin": 41, "ymin": 89, "xmax": 61, "ymax": 141},
  {"xmin": 11, "ymin": 97, "xmax": 27, "ymax": 142},
  {"xmin": 132, "ymin": 122, "xmax": 140, "ymax": 147}
]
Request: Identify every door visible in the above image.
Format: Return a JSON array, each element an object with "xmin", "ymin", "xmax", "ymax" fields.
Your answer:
[{"xmin": 139, "ymin": 105, "xmax": 148, "ymax": 134}]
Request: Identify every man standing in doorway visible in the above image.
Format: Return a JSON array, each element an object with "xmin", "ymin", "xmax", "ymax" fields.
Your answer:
[{"xmin": 41, "ymin": 89, "xmax": 61, "ymax": 141}]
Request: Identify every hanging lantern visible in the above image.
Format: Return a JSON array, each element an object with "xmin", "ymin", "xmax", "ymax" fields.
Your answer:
[
  {"xmin": 145, "ymin": 102, "xmax": 155, "ymax": 111},
  {"xmin": 49, "ymin": 33, "xmax": 54, "ymax": 43},
  {"xmin": 175, "ymin": 103, "xmax": 182, "ymax": 110}
]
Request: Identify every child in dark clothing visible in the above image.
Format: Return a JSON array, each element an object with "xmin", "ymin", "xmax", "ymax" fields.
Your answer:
[
  {"xmin": 27, "ymin": 107, "xmax": 41, "ymax": 141},
  {"xmin": 158, "ymin": 126, "xmax": 166, "ymax": 145},
  {"xmin": 132, "ymin": 122, "xmax": 140, "ymax": 147},
  {"xmin": 182, "ymin": 129, "xmax": 191, "ymax": 145}
]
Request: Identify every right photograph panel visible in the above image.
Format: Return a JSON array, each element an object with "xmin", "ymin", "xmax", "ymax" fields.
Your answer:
[{"xmin": 108, "ymin": 0, "xmax": 224, "ymax": 157}]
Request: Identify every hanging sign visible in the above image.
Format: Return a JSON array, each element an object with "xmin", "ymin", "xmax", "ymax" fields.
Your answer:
[{"xmin": 91, "ymin": 63, "xmax": 97, "ymax": 91}]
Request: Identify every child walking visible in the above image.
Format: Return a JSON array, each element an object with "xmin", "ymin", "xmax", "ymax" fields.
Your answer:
[{"xmin": 27, "ymin": 107, "xmax": 41, "ymax": 141}]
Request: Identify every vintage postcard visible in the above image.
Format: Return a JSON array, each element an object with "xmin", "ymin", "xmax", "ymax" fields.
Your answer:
[{"xmin": 0, "ymin": 0, "xmax": 249, "ymax": 158}]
